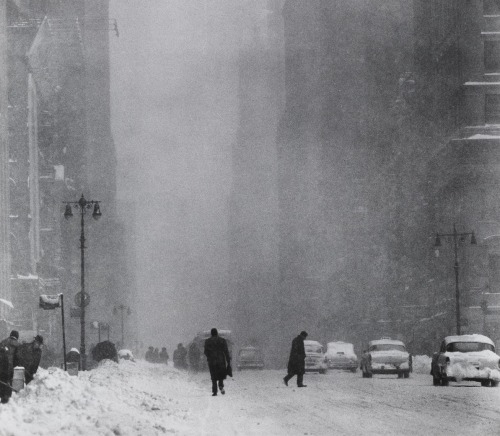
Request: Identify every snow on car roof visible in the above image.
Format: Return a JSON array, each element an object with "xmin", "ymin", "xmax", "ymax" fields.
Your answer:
[
  {"xmin": 444, "ymin": 334, "xmax": 494, "ymax": 346},
  {"xmin": 327, "ymin": 341, "xmax": 353, "ymax": 347},
  {"xmin": 369, "ymin": 338, "xmax": 405, "ymax": 346},
  {"xmin": 304, "ymin": 340, "xmax": 323, "ymax": 346}
]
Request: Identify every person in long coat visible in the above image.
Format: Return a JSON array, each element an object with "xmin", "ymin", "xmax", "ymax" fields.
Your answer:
[
  {"xmin": 283, "ymin": 330, "xmax": 308, "ymax": 387},
  {"xmin": 16, "ymin": 335, "xmax": 43, "ymax": 384},
  {"xmin": 0, "ymin": 330, "xmax": 19, "ymax": 402},
  {"xmin": 188, "ymin": 341, "xmax": 201, "ymax": 373},
  {"xmin": 204, "ymin": 328, "xmax": 231, "ymax": 396}
]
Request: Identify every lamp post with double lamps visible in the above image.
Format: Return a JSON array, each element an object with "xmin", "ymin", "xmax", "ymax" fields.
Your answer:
[
  {"xmin": 64, "ymin": 194, "xmax": 102, "ymax": 370},
  {"xmin": 434, "ymin": 223, "xmax": 476, "ymax": 335}
]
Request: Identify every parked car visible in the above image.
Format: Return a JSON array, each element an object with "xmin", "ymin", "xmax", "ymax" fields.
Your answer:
[
  {"xmin": 304, "ymin": 340, "xmax": 327, "ymax": 374},
  {"xmin": 236, "ymin": 346, "xmax": 264, "ymax": 370},
  {"xmin": 325, "ymin": 341, "xmax": 358, "ymax": 372},
  {"xmin": 430, "ymin": 334, "xmax": 500, "ymax": 387},
  {"xmin": 360, "ymin": 337, "xmax": 411, "ymax": 379}
]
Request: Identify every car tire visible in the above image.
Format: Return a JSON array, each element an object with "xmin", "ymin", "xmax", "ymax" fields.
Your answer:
[
  {"xmin": 432, "ymin": 375, "xmax": 440, "ymax": 386},
  {"xmin": 319, "ymin": 368, "xmax": 326, "ymax": 375},
  {"xmin": 403, "ymin": 371, "xmax": 410, "ymax": 379},
  {"xmin": 441, "ymin": 378, "xmax": 449, "ymax": 386},
  {"xmin": 350, "ymin": 368, "xmax": 357, "ymax": 373},
  {"xmin": 397, "ymin": 372, "xmax": 403, "ymax": 379},
  {"xmin": 491, "ymin": 381, "xmax": 499, "ymax": 387},
  {"xmin": 481, "ymin": 380, "xmax": 491, "ymax": 387}
]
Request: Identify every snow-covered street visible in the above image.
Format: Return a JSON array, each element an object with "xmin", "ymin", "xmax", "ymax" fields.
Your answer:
[{"xmin": 0, "ymin": 358, "xmax": 499, "ymax": 436}]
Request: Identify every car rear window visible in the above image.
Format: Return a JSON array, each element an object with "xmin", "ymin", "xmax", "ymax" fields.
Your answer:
[
  {"xmin": 305, "ymin": 344, "xmax": 323, "ymax": 353},
  {"xmin": 446, "ymin": 342, "xmax": 494, "ymax": 352},
  {"xmin": 369, "ymin": 344, "xmax": 406, "ymax": 352}
]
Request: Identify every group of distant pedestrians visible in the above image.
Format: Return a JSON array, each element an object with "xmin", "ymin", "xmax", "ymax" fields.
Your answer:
[{"xmin": 145, "ymin": 346, "xmax": 170, "ymax": 364}]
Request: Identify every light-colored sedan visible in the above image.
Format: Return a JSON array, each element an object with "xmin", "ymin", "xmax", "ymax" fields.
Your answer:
[
  {"xmin": 431, "ymin": 334, "xmax": 500, "ymax": 387},
  {"xmin": 304, "ymin": 340, "xmax": 328, "ymax": 374},
  {"xmin": 360, "ymin": 337, "xmax": 411, "ymax": 378},
  {"xmin": 325, "ymin": 341, "xmax": 358, "ymax": 372}
]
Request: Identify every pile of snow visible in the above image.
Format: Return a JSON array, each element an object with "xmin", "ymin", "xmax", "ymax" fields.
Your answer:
[
  {"xmin": 412, "ymin": 355, "xmax": 431, "ymax": 374},
  {"xmin": 446, "ymin": 363, "xmax": 500, "ymax": 382},
  {"xmin": 0, "ymin": 359, "xmax": 198, "ymax": 435}
]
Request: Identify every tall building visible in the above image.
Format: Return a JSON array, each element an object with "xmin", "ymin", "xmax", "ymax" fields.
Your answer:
[
  {"xmin": 413, "ymin": 0, "xmax": 500, "ymax": 344},
  {"xmin": 1, "ymin": 0, "xmax": 128, "ymax": 355},
  {"xmin": 228, "ymin": 0, "xmax": 284, "ymax": 364},
  {"xmin": 276, "ymin": 0, "xmax": 413, "ymax": 354}
]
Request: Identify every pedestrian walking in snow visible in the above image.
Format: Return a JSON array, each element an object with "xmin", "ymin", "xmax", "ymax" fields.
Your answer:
[
  {"xmin": 204, "ymin": 328, "xmax": 231, "ymax": 396},
  {"xmin": 188, "ymin": 341, "xmax": 201, "ymax": 372},
  {"xmin": 145, "ymin": 346, "xmax": 154, "ymax": 362},
  {"xmin": 283, "ymin": 330, "xmax": 308, "ymax": 387},
  {"xmin": 159, "ymin": 347, "xmax": 169, "ymax": 365},
  {"xmin": 0, "ymin": 330, "xmax": 19, "ymax": 402},
  {"xmin": 16, "ymin": 335, "xmax": 43, "ymax": 384},
  {"xmin": 173, "ymin": 343, "xmax": 187, "ymax": 369}
]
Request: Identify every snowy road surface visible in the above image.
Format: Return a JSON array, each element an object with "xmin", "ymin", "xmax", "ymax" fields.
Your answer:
[{"xmin": 0, "ymin": 359, "xmax": 499, "ymax": 435}]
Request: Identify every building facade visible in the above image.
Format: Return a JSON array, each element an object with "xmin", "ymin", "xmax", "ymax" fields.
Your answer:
[{"xmin": 0, "ymin": 0, "xmax": 130, "ymax": 358}]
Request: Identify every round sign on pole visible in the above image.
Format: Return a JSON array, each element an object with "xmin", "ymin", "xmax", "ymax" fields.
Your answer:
[{"xmin": 74, "ymin": 292, "xmax": 90, "ymax": 307}]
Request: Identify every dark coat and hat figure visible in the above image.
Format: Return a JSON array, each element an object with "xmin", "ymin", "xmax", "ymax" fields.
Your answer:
[
  {"xmin": 283, "ymin": 331, "xmax": 308, "ymax": 387},
  {"xmin": 16, "ymin": 335, "xmax": 44, "ymax": 384},
  {"xmin": 204, "ymin": 328, "xmax": 231, "ymax": 396},
  {"xmin": 0, "ymin": 330, "xmax": 19, "ymax": 403}
]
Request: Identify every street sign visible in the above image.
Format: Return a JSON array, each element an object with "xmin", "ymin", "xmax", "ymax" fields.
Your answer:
[{"xmin": 74, "ymin": 292, "xmax": 90, "ymax": 307}]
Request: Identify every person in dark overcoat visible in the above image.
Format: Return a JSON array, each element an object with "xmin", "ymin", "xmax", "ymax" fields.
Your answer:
[
  {"xmin": 188, "ymin": 341, "xmax": 201, "ymax": 373},
  {"xmin": 0, "ymin": 330, "xmax": 19, "ymax": 402},
  {"xmin": 16, "ymin": 335, "xmax": 43, "ymax": 384},
  {"xmin": 283, "ymin": 330, "xmax": 308, "ymax": 387},
  {"xmin": 0, "ymin": 345, "xmax": 11, "ymax": 403},
  {"xmin": 159, "ymin": 347, "xmax": 169, "ymax": 364},
  {"xmin": 173, "ymin": 343, "xmax": 188, "ymax": 369},
  {"xmin": 204, "ymin": 328, "xmax": 231, "ymax": 396}
]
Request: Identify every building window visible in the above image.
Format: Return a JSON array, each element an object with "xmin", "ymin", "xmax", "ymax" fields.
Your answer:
[
  {"xmin": 484, "ymin": 41, "xmax": 500, "ymax": 72},
  {"xmin": 485, "ymin": 94, "xmax": 500, "ymax": 124}
]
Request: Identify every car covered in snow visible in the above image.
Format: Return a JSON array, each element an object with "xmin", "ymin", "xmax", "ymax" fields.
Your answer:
[
  {"xmin": 304, "ymin": 340, "xmax": 327, "ymax": 374},
  {"xmin": 430, "ymin": 334, "xmax": 500, "ymax": 387},
  {"xmin": 118, "ymin": 349, "xmax": 135, "ymax": 362},
  {"xmin": 360, "ymin": 337, "xmax": 411, "ymax": 378},
  {"xmin": 325, "ymin": 341, "xmax": 358, "ymax": 372},
  {"xmin": 236, "ymin": 346, "xmax": 264, "ymax": 370}
]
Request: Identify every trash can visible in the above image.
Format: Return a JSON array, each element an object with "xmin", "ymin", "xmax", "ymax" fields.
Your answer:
[
  {"xmin": 12, "ymin": 367, "xmax": 25, "ymax": 392},
  {"xmin": 66, "ymin": 362, "xmax": 79, "ymax": 376}
]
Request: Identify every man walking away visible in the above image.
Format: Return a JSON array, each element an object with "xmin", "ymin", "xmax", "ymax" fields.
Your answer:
[
  {"xmin": 204, "ymin": 328, "xmax": 231, "ymax": 396},
  {"xmin": 283, "ymin": 331, "xmax": 308, "ymax": 387}
]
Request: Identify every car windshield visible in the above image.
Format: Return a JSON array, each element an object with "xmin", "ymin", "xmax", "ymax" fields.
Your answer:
[
  {"xmin": 305, "ymin": 344, "xmax": 323, "ymax": 353},
  {"xmin": 369, "ymin": 344, "xmax": 406, "ymax": 352},
  {"xmin": 446, "ymin": 342, "xmax": 495, "ymax": 352}
]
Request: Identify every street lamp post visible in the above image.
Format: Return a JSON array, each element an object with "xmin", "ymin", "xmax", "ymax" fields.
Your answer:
[
  {"xmin": 434, "ymin": 223, "xmax": 476, "ymax": 335},
  {"xmin": 113, "ymin": 304, "xmax": 131, "ymax": 347},
  {"xmin": 64, "ymin": 194, "xmax": 102, "ymax": 370}
]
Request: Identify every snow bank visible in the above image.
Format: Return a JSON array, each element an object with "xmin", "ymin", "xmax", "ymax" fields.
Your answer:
[
  {"xmin": 0, "ymin": 359, "xmax": 197, "ymax": 436},
  {"xmin": 412, "ymin": 355, "xmax": 431, "ymax": 374}
]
